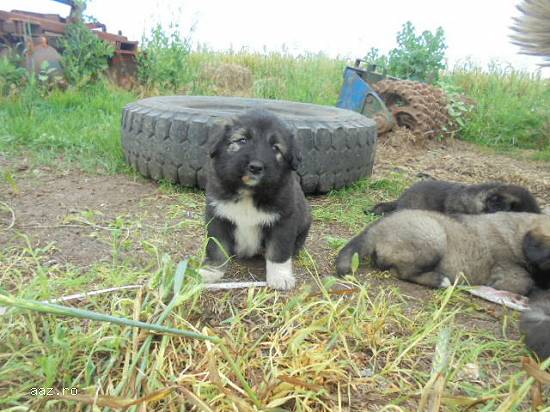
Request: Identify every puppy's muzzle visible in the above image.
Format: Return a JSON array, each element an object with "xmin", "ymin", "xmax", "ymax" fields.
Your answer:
[{"xmin": 242, "ymin": 161, "xmax": 264, "ymax": 186}]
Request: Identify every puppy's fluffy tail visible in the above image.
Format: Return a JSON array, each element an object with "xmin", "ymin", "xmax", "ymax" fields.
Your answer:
[
  {"xmin": 335, "ymin": 228, "xmax": 373, "ymax": 276},
  {"xmin": 520, "ymin": 291, "xmax": 550, "ymax": 359},
  {"xmin": 368, "ymin": 201, "xmax": 397, "ymax": 216}
]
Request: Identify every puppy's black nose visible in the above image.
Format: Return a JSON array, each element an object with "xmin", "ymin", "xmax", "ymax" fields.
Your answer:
[{"xmin": 248, "ymin": 161, "xmax": 264, "ymax": 175}]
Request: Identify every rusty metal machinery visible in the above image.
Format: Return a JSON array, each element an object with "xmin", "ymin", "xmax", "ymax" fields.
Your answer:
[
  {"xmin": 0, "ymin": 6, "xmax": 138, "ymax": 87},
  {"xmin": 373, "ymin": 79, "xmax": 452, "ymax": 140},
  {"xmin": 336, "ymin": 61, "xmax": 453, "ymax": 139}
]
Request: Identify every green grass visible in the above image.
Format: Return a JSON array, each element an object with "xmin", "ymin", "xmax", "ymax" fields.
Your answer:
[
  {"xmin": 188, "ymin": 48, "xmax": 345, "ymax": 105},
  {"xmin": 0, "ymin": 82, "xmax": 135, "ymax": 173},
  {"xmin": 446, "ymin": 64, "xmax": 550, "ymax": 156},
  {"xmin": 0, "ymin": 229, "xmax": 544, "ymax": 410},
  {"xmin": 313, "ymin": 174, "xmax": 412, "ymax": 231}
]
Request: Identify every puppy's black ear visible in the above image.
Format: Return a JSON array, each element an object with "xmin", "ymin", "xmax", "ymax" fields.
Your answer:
[
  {"xmin": 288, "ymin": 135, "xmax": 302, "ymax": 171},
  {"xmin": 485, "ymin": 193, "xmax": 508, "ymax": 212},
  {"xmin": 208, "ymin": 118, "xmax": 233, "ymax": 158}
]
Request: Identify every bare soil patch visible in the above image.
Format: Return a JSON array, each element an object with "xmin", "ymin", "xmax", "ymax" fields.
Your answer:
[
  {"xmin": 1, "ymin": 166, "xmax": 163, "ymax": 266},
  {"xmin": 2, "ymin": 137, "xmax": 549, "ymax": 285}
]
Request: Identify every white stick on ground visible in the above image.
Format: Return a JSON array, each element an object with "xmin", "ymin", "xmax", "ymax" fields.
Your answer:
[
  {"xmin": 45, "ymin": 285, "xmax": 143, "ymax": 304},
  {"xmin": 203, "ymin": 281, "xmax": 268, "ymax": 290},
  {"xmin": 0, "ymin": 281, "xmax": 270, "ymax": 315},
  {"xmin": 0, "ymin": 285, "xmax": 143, "ymax": 315}
]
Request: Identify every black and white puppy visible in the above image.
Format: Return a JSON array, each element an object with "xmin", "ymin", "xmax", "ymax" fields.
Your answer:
[{"xmin": 200, "ymin": 109, "xmax": 312, "ymax": 290}]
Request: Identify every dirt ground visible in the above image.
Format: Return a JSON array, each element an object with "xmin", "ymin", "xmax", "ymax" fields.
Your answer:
[
  {"xmin": 2, "ymin": 134, "xmax": 550, "ymax": 306},
  {"xmin": 4, "ymin": 132, "xmax": 550, "ymax": 273},
  {"xmin": 2, "ymin": 136, "xmax": 550, "ymax": 283}
]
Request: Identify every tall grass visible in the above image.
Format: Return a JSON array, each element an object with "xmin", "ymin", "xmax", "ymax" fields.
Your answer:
[
  {"xmin": 187, "ymin": 46, "xmax": 346, "ymax": 105},
  {"xmin": 0, "ymin": 82, "xmax": 135, "ymax": 173},
  {"xmin": 1, "ymin": 49, "xmax": 347, "ymax": 173},
  {"xmin": 0, "ymin": 234, "xmax": 542, "ymax": 410},
  {"xmin": 446, "ymin": 63, "xmax": 550, "ymax": 153}
]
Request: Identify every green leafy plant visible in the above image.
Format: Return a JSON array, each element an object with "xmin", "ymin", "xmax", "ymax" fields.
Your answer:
[
  {"xmin": 437, "ymin": 80, "xmax": 475, "ymax": 136},
  {"xmin": 33, "ymin": 61, "xmax": 65, "ymax": 96},
  {"xmin": 0, "ymin": 57, "xmax": 27, "ymax": 96},
  {"xmin": 325, "ymin": 235, "xmax": 347, "ymax": 250},
  {"xmin": 60, "ymin": 21, "xmax": 114, "ymax": 86},
  {"xmin": 366, "ymin": 21, "xmax": 447, "ymax": 83},
  {"xmin": 365, "ymin": 47, "xmax": 389, "ymax": 73},
  {"xmin": 137, "ymin": 23, "xmax": 193, "ymax": 92}
]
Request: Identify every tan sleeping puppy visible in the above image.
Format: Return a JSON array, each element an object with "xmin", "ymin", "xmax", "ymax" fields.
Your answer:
[{"xmin": 336, "ymin": 210, "xmax": 550, "ymax": 358}]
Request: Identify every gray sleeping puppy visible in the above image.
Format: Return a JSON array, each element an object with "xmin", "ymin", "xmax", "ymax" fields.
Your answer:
[
  {"xmin": 336, "ymin": 210, "xmax": 550, "ymax": 358},
  {"xmin": 369, "ymin": 180, "xmax": 540, "ymax": 215}
]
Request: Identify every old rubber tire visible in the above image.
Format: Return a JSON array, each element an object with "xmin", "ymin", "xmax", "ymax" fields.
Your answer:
[{"xmin": 121, "ymin": 96, "xmax": 377, "ymax": 194}]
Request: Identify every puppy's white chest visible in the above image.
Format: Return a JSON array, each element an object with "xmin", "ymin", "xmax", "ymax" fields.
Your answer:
[{"xmin": 212, "ymin": 195, "xmax": 279, "ymax": 257}]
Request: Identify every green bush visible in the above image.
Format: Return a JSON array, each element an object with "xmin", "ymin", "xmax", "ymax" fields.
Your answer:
[
  {"xmin": 137, "ymin": 23, "xmax": 192, "ymax": 92},
  {"xmin": 60, "ymin": 21, "xmax": 114, "ymax": 86},
  {"xmin": 366, "ymin": 21, "xmax": 447, "ymax": 83},
  {"xmin": 0, "ymin": 57, "xmax": 27, "ymax": 96},
  {"xmin": 364, "ymin": 47, "xmax": 388, "ymax": 73}
]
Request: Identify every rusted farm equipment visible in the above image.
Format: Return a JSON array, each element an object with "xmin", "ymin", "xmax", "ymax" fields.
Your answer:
[
  {"xmin": 336, "ymin": 59, "xmax": 453, "ymax": 139},
  {"xmin": 0, "ymin": 0, "xmax": 138, "ymax": 88}
]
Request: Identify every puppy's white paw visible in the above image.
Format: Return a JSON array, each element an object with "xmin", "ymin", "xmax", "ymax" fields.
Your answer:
[
  {"xmin": 266, "ymin": 259, "xmax": 296, "ymax": 290},
  {"xmin": 439, "ymin": 277, "xmax": 451, "ymax": 288},
  {"xmin": 199, "ymin": 266, "xmax": 225, "ymax": 283}
]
